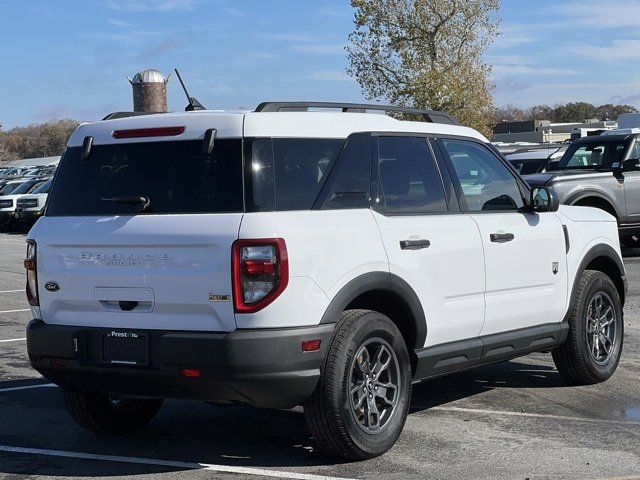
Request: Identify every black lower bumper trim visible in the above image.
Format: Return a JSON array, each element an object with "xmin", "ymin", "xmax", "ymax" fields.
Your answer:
[{"xmin": 27, "ymin": 320, "xmax": 335, "ymax": 409}]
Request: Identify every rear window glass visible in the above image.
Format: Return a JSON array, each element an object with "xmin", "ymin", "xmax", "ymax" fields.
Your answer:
[
  {"xmin": 47, "ymin": 139, "xmax": 243, "ymax": 216},
  {"xmin": 246, "ymin": 138, "xmax": 345, "ymax": 211}
]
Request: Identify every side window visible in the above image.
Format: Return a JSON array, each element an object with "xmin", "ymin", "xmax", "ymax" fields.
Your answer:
[
  {"xmin": 441, "ymin": 139, "xmax": 524, "ymax": 212},
  {"xmin": 321, "ymin": 133, "xmax": 371, "ymax": 210},
  {"xmin": 377, "ymin": 136, "xmax": 447, "ymax": 214},
  {"xmin": 272, "ymin": 138, "xmax": 344, "ymax": 210},
  {"xmin": 247, "ymin": 138, "xmax": 345, "ymax": 212},
  {"xmin": 632, "ymin": 140, "xmax": 640, "ymax": 159}
]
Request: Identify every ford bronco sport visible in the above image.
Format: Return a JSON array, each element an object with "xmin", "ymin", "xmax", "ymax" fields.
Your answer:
[
  {"xmin": 525, "ymin": 131, "xmax": 640, "ymax": 247},
  {"xmin": 26, "ymin": 102, "xmax": 626, "ymax": 460}
]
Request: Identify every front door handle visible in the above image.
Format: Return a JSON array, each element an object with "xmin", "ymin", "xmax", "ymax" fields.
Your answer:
[
  {"xmin": 490, "ymin": 233, "xmax": 515, "ymax": 243},
  {"xmin": 400, "ymin": 239, "xmax": 431, "ymax": 250}
]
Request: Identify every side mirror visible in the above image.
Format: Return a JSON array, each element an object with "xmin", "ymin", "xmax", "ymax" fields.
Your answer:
[
  {"xmin": 621, "ymin": 158, "xmax": 640, "ymax": 172},
  {"xmin": 529, "ymin": 186, "xmax": 559, "ymax": 213}
]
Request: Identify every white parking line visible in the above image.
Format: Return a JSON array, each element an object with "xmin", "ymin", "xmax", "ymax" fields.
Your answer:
[
  {"xmin": 0, "ymin": 290, "xmax": 23, "ymax": 294},
  {"xmin": 0, "ymin": 445, "xmax": 356, "ymax": 480},
  {"xmin": 0, "ymin": 383, "xmax": 55, "ymax": 393},
  {"xmin": 427, "ymin": 405, "xmax": 640, "ymax": 426},
  {"xmin": 0, "ymin": 309, "xmax": 30, "ymax": 314},
  {"xmin": 0, "ymin": 337, "xmax": 26, "ymax": 343}
]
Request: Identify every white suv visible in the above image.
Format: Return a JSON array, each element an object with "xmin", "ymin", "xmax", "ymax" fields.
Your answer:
[{"xmin": 26, "ymin": 102, "xmax": 626, "ymax": 460}]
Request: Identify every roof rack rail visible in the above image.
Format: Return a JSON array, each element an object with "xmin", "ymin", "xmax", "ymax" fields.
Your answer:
[
  {"xmin": 254, "ymin": 101, "xmax": 461, "ymax": 125},
  {"xmin": 102, "ymin": 111, "xmax": 166, "ymax": 121}
]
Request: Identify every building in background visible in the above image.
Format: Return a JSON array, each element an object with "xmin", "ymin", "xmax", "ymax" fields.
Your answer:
[{"xmin": 492, "ymin": 119, "xmax": 617, "ymax": 143}]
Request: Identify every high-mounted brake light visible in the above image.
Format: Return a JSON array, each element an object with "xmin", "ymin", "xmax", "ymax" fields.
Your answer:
[
  {"xmin": 232, "ymin": 238, "xmax": 288, "ymax": 313},
  {"xmin": 25, "ymin": 240, "xmax": 38, "ymax": 307},
  {"xmin": 112, "ymin": 126, "xmax": 185, "ymax": 139}
]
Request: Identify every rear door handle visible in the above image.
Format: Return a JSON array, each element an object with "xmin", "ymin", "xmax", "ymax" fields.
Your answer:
[
  {"xmin": 490, "ymin": 233, "xmax": 515, "ymax": 243},
  {"xmin": 400, "ymin": 239, "xmax": 431, "ymax": 250}
]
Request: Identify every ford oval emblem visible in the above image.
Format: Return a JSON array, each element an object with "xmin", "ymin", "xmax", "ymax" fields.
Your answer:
[{"xmin": 45, "ymin": 281, "xmax": 60, "ymax": 292}]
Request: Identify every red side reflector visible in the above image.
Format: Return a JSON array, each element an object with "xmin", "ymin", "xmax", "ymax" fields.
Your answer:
[
  {"xmin": 50, "ymin": 360, "xmax": 66, "ymax": 370},
  {"xmin": 112, "ymin": 126, "xmax": 185, "ymax": 139},
  {"xmin": 302, "ymin": 339, "xmax": 321, "ymax": 352},
  {"xmin": 179, "ymin": 368, "xmax": 201, "ymax": 378}
]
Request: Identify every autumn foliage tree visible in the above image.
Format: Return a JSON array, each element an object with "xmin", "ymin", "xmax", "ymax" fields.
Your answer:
[
  {"xmin": 0, "ymin": 119, "xmax": 78, "ymax": 162},
  {"xmin": 347, "ymin": 0, "xmax": 500, "ymax": 136}
]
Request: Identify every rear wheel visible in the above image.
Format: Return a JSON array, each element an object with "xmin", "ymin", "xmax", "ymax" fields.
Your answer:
[
  {"xmin": 304, "ymin": 310, "xmax": 412, "ymax": 460},
  {"xmin": 63, "ymin": 390, "xmax": 163, "ymax": 434},
  {"xmin": 552, "ymin": 270, "xmax": 623, "ymax": 385}
]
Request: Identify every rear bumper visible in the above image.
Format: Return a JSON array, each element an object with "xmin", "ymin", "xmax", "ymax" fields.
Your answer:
[{"xmin": 27, "ymin": 319, "xmax": 334, "ymax": 409}]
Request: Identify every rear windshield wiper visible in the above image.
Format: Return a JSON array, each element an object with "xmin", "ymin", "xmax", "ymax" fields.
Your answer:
[{"xmin": 102, "ymin": 195, "xmax": 151, "ymax": 212}]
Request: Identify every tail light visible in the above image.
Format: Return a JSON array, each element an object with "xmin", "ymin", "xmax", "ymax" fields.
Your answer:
[
  {"xmin": 232, "ymin": 238, "xmax": 288, "ymax": 313},
  {"xmin": 24, "ymin": 240, "xmax": 38, "ymax": 306}
]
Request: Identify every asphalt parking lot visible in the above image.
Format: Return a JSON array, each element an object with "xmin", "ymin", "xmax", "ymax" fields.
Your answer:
[{"xmin": 1, "ymin": 232, "xmax": 640, "ymax": 480}]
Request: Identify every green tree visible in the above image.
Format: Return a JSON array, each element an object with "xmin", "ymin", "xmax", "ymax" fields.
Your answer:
[
  {"xmin": 347, "ymin": 0, "xmax": 500, "ymax": 136},
  {"xmin": 552, "ymin": 102, "xmax": 597, "ymax": 123},
  {"xmin": 595, "ymin": 103, "xmax": 638, "ymax": 120}
]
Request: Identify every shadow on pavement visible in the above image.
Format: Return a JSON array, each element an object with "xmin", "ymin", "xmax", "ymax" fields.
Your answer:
[{"xmin": 0, "ymin": 357, "xmax": 568, "ymax": 476}]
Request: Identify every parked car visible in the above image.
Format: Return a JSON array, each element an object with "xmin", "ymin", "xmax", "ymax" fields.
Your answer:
[
  {"xmin": 0, "ymin": 178, "xmax": 49, "ymax": 228},
  {"xmin": 26, "ymin": 102, "xmax": 625, "ymax": 460},
  {"xmin": 525, "ymin": 132, "xmax": 640, "ymax": 247},
  {"xmin": 506, "ymin": 146, "xmax": 566, "ymax": 175},
  {"xmin": 13, "ymin": 179, "xmax": 52, "ymax": 224}
]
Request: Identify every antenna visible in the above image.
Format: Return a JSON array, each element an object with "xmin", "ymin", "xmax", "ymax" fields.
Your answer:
[{"xmin": 174, "ymin": 68, "xmax": 206, "ymax": 111}]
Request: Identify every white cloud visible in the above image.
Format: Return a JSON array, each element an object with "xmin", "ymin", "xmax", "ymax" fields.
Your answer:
[
  {"xmin": 306, "ymin": 70, "xmax": 351, "ymax": 82},
  {"xmin": 291, "ymin": 44, "xmax": 345, "ymax": 55},
  {"xmin": 552, "ymin": 0, "xmax": 640, "ymax": 28},
  {"xmin": 570, "ymin": 39, "xmax": 640, "ymax": 61},
  {"xmin": 317, "ymin": 6, "xmax": 351, "ymax": 18},
  {"xmin": 492, "ymin": 65, "xmax": 582, "ymax": 76},
  {"xmin": 107, "ymin": 18, "xmax": 133, "ymax": 27},
  {"xmin": 107, "ymin": 0, "xmax": 198, "ymax": 12}
]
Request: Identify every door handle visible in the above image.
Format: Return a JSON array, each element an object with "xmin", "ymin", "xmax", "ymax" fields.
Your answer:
[
  {"xmin": 400, "ymin": 239, "xmax": 431, "ymax": 250},
  {"xmin": 490, "ymin": 233, "xmax": 515, "ymax": 243}
]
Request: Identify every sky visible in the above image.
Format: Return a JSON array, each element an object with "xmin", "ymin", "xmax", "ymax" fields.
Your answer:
[{"xmin": 1, "ymin": 0, "xmax": 640, "ymax": 128}]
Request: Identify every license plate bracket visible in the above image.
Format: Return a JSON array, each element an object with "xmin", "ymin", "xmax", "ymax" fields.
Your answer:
[{"xmin": 102, "ymin": 331, "xmax": 148, "ymax": 366}]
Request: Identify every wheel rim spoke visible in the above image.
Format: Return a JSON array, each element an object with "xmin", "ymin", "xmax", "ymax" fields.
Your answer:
[
  {"xmin": 349, "ymin": 338, "xmax": 401, "ymax": 434},
  {"xmin": 586, "ymin": 291, "xmax": 617, "ymax": 364}
]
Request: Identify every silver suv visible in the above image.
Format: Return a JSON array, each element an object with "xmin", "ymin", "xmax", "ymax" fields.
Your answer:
[{"xmin": 525, "ymin": 131, "xmax": 640, "ymax": 247}]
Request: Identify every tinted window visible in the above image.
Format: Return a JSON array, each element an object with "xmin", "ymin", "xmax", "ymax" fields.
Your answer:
[
  {"xmin": 321, "ymin": 133, "xmax": 371, "ymax": 210},
  {"xmin": 31, "ymin": 180, "xmax": 52, "ymax": 194},
  {"xmin": 0, "ymin": 183, "xmax": 21, "ymax": 195},
  {"xmin": 559, "ymin": 140, "xmax": 627, "ymax": 169},
  {"xmin": 47, "ymin": 139, "xmax": 243, "ymax": 216},
  {"xmin": 11, "ymin": 180, "xmax": 40, "ymax": 195},
  {"xmin": 248, "ymin": 138, "xmax": 345, "ymax": 211},
  {"xmin": 509, "ymin": 159, "xmax": 546, "ymax": 175},
  {"xmin": 442, "ymin": 139, "xmax": 524, "ymax": 211},
  {"xmin": 377, "ymin": 136, "xmax": 447, "ymax": 214}
]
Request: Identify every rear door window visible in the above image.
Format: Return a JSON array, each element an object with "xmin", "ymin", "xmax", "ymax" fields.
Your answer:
[
  {"xmin": 47, "ymin": 139, "xmax": 243, "ymax": 216},
  {"xmin": 376, "ymin": 136, "xmax": 447, "ymax": 214}
]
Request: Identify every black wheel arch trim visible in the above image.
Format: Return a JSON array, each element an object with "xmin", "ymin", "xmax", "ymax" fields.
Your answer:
[
  {"xmin": 319, "ymin": 271, "xmax": 427, "ymax": 350},
  {"xmin": 566, "ymin": 191, "xmax": 620, "ymax": 219},
  {"xmin": 570, "ymin": 243, "xmax": 626, "ymax": 310}
]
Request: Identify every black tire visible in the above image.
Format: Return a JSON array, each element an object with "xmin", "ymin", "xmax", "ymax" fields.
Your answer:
[
  {"xmin": 552, "ymin": 270, "xmax": 623, "ymax": 385},
  {"xmin": 304, "ymin": 309, "xmax": 412, "ymax": 460},
  {"xmin": 63, "ymin": 390, "xmax": 163, "ymax": 434},
  {"xmin": 620, "ymin": 234, "xmax": 640, "ymax": 248}
]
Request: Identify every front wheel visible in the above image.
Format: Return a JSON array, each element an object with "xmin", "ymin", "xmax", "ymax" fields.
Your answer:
[
  {"xmin": 63, "ymin": 390, "xmax": 163, "ymax": 434},
  {"xmin": 304, "ymin": 310, "xmax": 412, "ymax": 460},
  {"xmin": 552, "ymin": 270, "xmax": 623, "ymax": 385}
]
